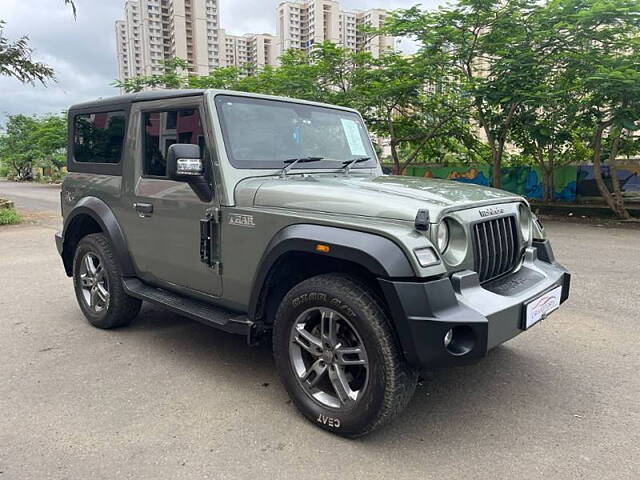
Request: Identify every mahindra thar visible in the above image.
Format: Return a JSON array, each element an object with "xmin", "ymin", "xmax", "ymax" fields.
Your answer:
[{"xmin": 56, "ymin": 89, "xmax": 570, "ymax": 437}]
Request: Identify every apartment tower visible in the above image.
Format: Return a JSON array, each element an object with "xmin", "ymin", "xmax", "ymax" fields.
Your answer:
[
  {"xmin": 115, "ymin": 0, "xmax": 220, "ymax": 82},
  {"xmin": 217, "ymin": 30, "xmax": 278, "ymax": 72},
  {"xmin": 276, "ymin": 0, "xmax": 394, "ymax": 58}
]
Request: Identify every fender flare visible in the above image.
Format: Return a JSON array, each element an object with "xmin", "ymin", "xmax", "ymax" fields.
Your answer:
[
  {"xmin": 61, "ymin": 196, "xmax": 136, "ymax": 277},
  {"xmin": 248, "ymin": 224, "xmax": 415, "ymax": 320}
]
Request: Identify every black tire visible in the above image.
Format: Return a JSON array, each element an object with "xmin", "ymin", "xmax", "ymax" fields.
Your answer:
[
  {"xmin": 273, "ymin": 273, "xmax": 417, "ymax": 438},
  {"xmin": 72, "ymin": 233, "xmax": 142, "ymax": 329}
]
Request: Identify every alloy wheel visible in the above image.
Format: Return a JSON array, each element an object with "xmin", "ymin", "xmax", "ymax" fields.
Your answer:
[
  {"xmin": 79, "ymin": 252, "xmax": 110, "ymax": 313},
  {"xmin": 289, "ymin": 307, "xmax": 369, "ymax": 409}
]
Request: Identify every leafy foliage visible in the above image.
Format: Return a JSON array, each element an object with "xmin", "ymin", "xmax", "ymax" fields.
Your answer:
[
  {"xmin": 0, "ymin": 21, "xmax": 54, "ymax": 84},
  {"xmin": 0, "ymin": 113, "xmax": 68, "ymax": 180},
  {"xmin": 0, "ymin": 206, "xmax": 22, "ymax": 225}
]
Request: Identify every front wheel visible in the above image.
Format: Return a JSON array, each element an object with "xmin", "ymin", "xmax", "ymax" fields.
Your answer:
[{"xmin": 273, "ymin": 273, "xmax": 417, "ymax": 437}]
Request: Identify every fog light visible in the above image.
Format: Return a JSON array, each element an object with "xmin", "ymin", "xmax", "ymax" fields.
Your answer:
[
  {"xmin": 444, "ymin": 326, "xmax": 475, "ymax": 356},
  {"xmin": 444, "ymin": 329, "xmax": 453, "ymax": 347},
  {"xmin": 414, "ymin": 247, "xmax": 440, "ymax": 267}
]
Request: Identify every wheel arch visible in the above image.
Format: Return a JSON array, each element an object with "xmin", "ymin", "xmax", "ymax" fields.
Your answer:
[
  {"xmin": 248, "ymin": 224, "xmax": 415, "ymax": 323},
  {"xmin": 61, "ymin": 196, "xmax": 135, "ymax": 278}
]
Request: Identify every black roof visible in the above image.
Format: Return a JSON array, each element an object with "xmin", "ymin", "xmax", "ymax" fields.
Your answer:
[{"xmin": 69, "ymin": 89, "xmax": 206, "ymax": 111}]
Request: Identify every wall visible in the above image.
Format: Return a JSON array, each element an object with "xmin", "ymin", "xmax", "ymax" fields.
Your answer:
[
  {"xmin": 576, "ymin": 165, "xmax": 640, "ymax": 197},
  {"xmin": 403, "ymin": 165, "xmax": 578, "ymax": 201}
]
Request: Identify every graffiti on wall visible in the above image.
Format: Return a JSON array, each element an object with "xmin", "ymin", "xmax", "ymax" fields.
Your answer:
[
  {"xmin": 404, "ymin": 165, "xmax": 578, "ymax": 201},
  {"xmin": 576, "ymin": 165, "xmax": 640, "ymax": 197}
]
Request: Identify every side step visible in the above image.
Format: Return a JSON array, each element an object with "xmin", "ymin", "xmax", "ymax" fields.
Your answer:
[{"xmin": 123, "ymin": 278, "xmax": 259, "ymax": 340}]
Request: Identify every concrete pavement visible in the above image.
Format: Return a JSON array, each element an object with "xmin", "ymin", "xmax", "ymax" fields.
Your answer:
[
  {"xmin": 0, "ymin": 180, "xmax": 61, "ymax": 229},
  {"xmin": 0, "ymin": 182, "xmax": 639, "ymax": 479}
]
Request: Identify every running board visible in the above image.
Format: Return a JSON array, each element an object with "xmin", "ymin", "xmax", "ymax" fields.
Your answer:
[{"xmin": 123, "ymin": 278, "xmax": 256, "ymax": 339}]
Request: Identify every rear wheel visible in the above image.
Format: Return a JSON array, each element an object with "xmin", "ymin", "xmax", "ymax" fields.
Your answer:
[
  {"xmin": 273, "ymin": 273, "xmax": 417, "ymax": 437},
  {"xmin": 72, "ymin": 233, "xmax": 141, "ymax": 329}
]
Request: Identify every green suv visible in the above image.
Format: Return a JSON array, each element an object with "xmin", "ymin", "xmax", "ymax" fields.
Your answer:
[{"xmin": 55, "ymin": 89, "xmax": 570, "ymax": 437}]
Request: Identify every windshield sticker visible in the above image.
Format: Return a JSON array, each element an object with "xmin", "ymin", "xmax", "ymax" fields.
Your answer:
[{"xmin": 340, "ymin": 119, "xmax": 367, "ymax": 156}]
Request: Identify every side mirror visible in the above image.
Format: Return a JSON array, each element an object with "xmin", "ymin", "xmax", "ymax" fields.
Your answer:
[{"xmin": 167, "ymin": 144, "xmax": 203, "ymax": 181}]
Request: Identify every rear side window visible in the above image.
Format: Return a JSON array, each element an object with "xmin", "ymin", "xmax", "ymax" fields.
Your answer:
[
  {"xmin": 142, "ymin": 109, "xmax": 204, "ymax": 177},
  {"xmin": 73, "ymin": 112, "xmax": 126, "ymax": 164}
]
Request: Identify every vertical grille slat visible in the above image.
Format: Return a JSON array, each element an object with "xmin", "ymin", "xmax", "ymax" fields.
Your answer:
[
  {"xmin": 492, "ymin": 219, "xmax": 502, "ymax": 279},
  {"xmin": 481, "ymin": 223, "xmax": 491, "ymax": 281},
  {"xmin": 496, "ymin": 217, "xmax": 506, "ymax": 275},
  {"xmin": 472, "ymin": 215, "xmax": 519, "ymax": 283},
  {"xmin": 473, "ymin": 224, "xmax": 483, "ymax": 275}
]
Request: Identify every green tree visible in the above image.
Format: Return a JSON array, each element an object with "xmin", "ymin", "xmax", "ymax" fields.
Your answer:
[
  {"xmin": 0, "ymin": 114, "xmax": 41, "ymax": 179},
  {"xmin": 509, "ymin": 65, "xmax": 583, "ymax": 201},
  {"xmin": 351, "ymin": 53, "xmax": 474, "ymax": 173},
  {"xmin": 34, "ymin": 114, "xmax": 68, "ymax": 170},
  {"xmin": 0, "ymin": 113, "xmax": 67, "ymax": 180},
  {"xmin": 534, "ymin": 0, "xmax": 640, "ymax": 218},
  {"xmin": 384, "ymin": 0, "xmax": 544, "ymax": 187},
  {"xmin": 114, "ymin": 57, "xmax": 191, "ymax": 92}
]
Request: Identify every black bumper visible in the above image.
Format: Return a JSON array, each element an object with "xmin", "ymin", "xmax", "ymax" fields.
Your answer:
[{"xmin": 379, "ymin": 243, "xmax": 570, "ymax": 370}]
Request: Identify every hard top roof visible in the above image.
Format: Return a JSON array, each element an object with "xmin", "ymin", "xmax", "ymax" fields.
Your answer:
[
  {"xmin": 69, "ymin": 89, "xmax": 206, "ymax": 111},
  {"xmin": 68, "ymin": 88, "xmax": 360, "ymax": 114}
]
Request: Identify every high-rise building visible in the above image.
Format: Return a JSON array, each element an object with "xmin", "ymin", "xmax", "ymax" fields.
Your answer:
[
  {"xmin": 218, "ymin": 30, "xmax": 278, "ymax": 73},
  {"xmin": 276, "ymin": 0, "xmax": 394, "ymax": 59},
  {"xmin": 115, "ymin": 0, "xmax": 220, "ymax": 82},
  {"xmin": 355, "ymin": 9, "xmax": 394, "ymax": 58},
  {"xmin": 115, "ymin": 0, "xmax": 391, "ymax": 85}
]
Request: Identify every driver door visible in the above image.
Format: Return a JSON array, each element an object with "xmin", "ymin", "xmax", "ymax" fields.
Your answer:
[{"xmin": 120, "ymin": 97, "xmax": 222, "ymax": 297}]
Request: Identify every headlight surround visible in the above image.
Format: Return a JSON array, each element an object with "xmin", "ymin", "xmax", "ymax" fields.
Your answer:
[
  {"xmin": 518, "ymin": 204, "xmax": 532, "ymax": 242},
  {"xmin": 437, "ymin": 220, "xmax": 450, "ymax": 252}
]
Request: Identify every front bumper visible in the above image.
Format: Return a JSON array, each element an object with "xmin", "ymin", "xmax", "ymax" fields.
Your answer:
[{"xmin": 379, "ymin": 240, "xmax": 570, "ymax": 370}]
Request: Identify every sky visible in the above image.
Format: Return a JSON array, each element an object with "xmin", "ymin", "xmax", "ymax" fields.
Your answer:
[{"xmin": 0, "ymin": 0, "xmax": 442, "ymax": 122}]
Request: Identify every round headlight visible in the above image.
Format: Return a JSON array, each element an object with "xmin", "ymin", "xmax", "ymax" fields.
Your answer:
[
  {"xmin": 518, "ymin": 204, "xmax": 532, "ymax": 242},
  {"xmin": 437, "ymin": 220, "xmax": 450, "ymax": 252}
]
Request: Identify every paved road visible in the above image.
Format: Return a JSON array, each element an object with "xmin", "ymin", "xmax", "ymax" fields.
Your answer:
[
  {"xmin": 0, "ymin": 180, "xmax": 61, "ymax": 213},
  {"xmin": 0, "ymin": 184, "xmax": 639, "ymax": 479},
  {"xmin": 0, "ymin": 180, "xmax": 61, "ymax": 228}
]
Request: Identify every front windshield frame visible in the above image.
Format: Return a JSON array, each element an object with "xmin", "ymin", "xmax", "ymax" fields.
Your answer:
[{"xmin": 214, "ymin": 94, "xmax": 379, "ymax": 171}]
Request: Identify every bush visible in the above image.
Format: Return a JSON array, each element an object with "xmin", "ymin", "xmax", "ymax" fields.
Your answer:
[{"xmin": 0, "ymin": 207, "xmax": 22, "ymax": 225}]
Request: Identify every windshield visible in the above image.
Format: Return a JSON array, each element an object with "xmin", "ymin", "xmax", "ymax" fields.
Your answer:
[{"xmin": 215, "ymin": 95, "xmax": 378, "ymax": 170}]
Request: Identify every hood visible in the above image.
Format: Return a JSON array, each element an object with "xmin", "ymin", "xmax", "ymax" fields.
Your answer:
[{"xmin": 250, "ymin": 174, "xmax": 522, "ymax": 222}]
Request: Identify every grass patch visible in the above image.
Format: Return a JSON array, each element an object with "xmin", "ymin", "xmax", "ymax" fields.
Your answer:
[{"xmin": 0, "ymin": 207, "xmax": 22, "ymax": 225}]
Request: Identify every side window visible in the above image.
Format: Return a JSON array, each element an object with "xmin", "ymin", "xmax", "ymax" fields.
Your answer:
[
  {"xmin": 74, "ymin": 112, "xmax": 126, "ymax": 164},
  {"xmin": 142, "ymin": 108, "xmax": 204, "ymax": 177}
]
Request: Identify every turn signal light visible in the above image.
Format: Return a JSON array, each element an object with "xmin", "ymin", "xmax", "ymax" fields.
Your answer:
[
  {"xmin": 315, "ymin": 244, "xmax": 331, "ymax": 253},
  {"xmin": 413, "ymin": 247, "xmax": 440, "ymax": 267}
]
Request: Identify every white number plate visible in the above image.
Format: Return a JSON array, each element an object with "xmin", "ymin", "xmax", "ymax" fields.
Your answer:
[{"xmin": 524, "ymin": 286, "xmax": 562, "ymax": 330}]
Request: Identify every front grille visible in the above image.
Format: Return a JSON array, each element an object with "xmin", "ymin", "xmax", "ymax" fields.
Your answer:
[{"xmin": 472, "ymin": 216, "xmax": 520, "ymax": 283}]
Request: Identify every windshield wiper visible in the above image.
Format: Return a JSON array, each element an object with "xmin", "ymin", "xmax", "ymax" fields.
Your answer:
[
  {"xmin": 280, "ymin": 157, "xmax": 324, "ymax": 178},
  {"xmin": 342, "ymin": 157, "xmax": 371, "ymax": 175}
]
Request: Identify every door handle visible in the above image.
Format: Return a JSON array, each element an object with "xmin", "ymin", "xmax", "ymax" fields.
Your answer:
[{"xmin": 134, "ymin": 202, "xmax": 153, "ymax": 217}]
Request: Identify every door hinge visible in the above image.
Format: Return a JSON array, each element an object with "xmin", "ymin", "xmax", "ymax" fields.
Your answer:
[
  {"xmin": 200, "ymin": 217, "xmax": 212, "ymax": 265},
  {"xmin": 201, "ymin": 207, "xmax": 222, "ymax": 271},
  {"xmin": 206, "ymin": 207, "xmax": 221, "ymax": 224}
]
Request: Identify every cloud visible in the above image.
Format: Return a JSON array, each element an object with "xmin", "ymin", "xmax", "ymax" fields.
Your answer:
[{"xmin": 0, "ymin": 0, "xmax": 441, "ymax": 123}]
